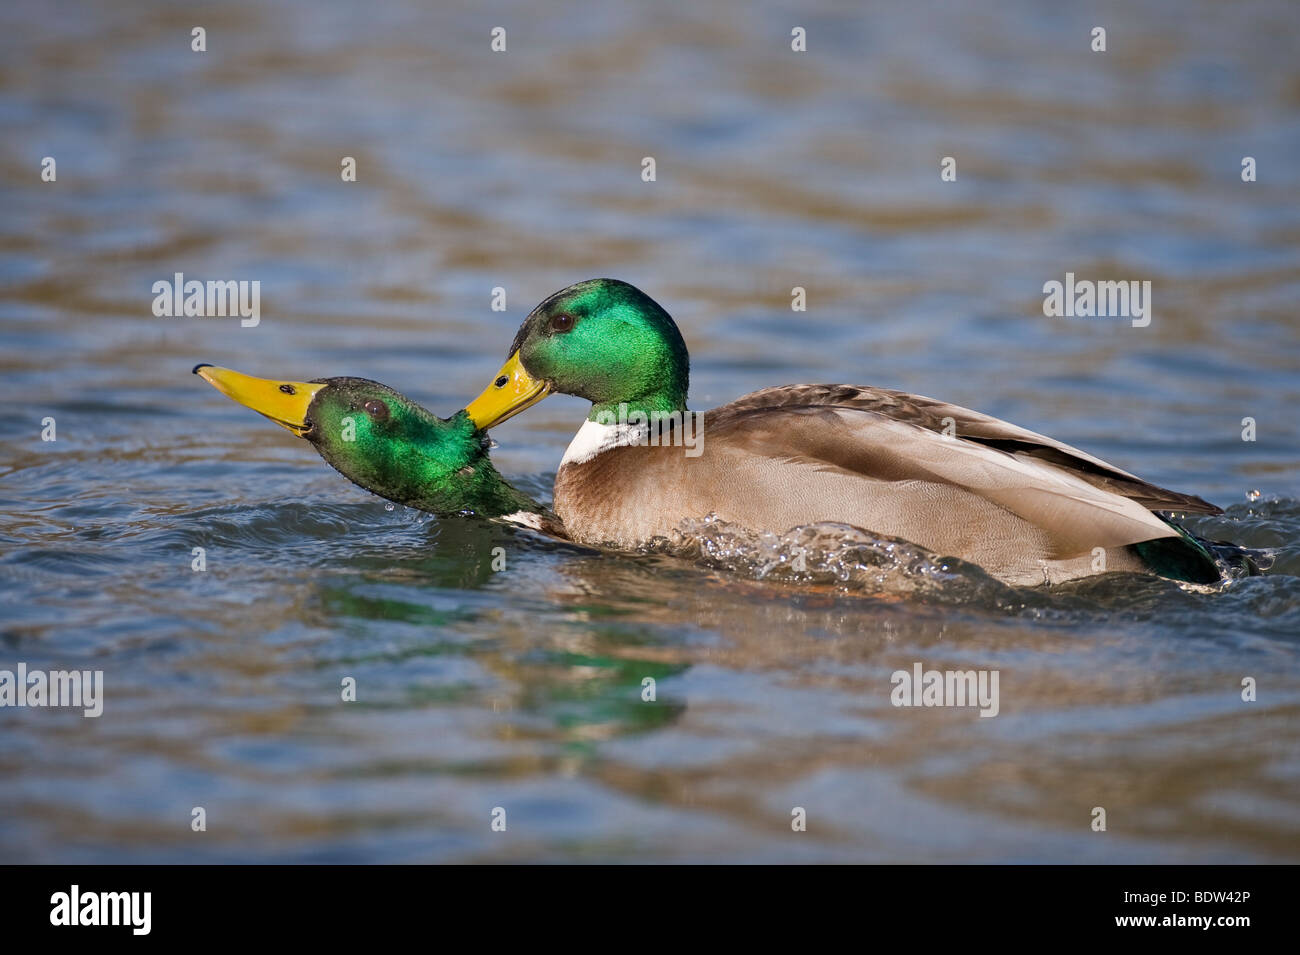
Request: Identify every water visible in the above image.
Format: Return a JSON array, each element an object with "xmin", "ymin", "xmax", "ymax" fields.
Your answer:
[{"xmin": 2, "ymin": 0, "xmax": 1298, "ymax": 862}]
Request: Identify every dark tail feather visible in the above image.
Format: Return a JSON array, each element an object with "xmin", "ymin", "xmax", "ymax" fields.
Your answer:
[
  {"xmin": 1132, "ymin": 518, "xmax": 1272, "ymax": 584},
  {"xmin": 1201, "ymin": 536, "xmax": 1273, "ymax": 577}
]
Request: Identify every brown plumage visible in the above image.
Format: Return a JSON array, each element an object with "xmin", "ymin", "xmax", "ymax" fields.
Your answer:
[{"xmin": 553, "ymin": 384, "xmax": 1219, "ymax": 586}]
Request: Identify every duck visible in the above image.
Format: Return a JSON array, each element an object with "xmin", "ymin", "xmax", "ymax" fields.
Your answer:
[
  {"xmin": 193, "ymin": 363, "xmax": 562, "ymax": 535},
  {"xmin": 462, "ymin": 278, "xmax": 1243, "ymax": 586}
]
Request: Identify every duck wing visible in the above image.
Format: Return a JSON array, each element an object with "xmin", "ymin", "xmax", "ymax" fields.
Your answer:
[{"xmin": 724, "ymin": 384, "xmax": 1221, "ymax": 516}]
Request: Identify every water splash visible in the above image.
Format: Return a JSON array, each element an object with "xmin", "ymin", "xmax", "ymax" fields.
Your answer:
[{"xmin": 649, "ymin": 514, "xmax": 1002, "ymax": 597}]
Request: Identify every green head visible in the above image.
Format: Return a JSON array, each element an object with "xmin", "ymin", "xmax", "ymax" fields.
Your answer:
[
  {"xmin": 466, "ymin": 279, "xmax": 690, "ymax": 428},
  {"xmin": 195, "ymin": 364, "xmax": 537, "ymax": 517}
]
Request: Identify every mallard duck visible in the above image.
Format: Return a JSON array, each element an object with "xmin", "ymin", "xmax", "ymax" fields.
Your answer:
[
  {"xmin": 463, "ymin": 278, "xmax": 1240, "ymax": 586},
  {"xmin": 194, "ymin": 364, "xmax": 560, "ymax": 532}
]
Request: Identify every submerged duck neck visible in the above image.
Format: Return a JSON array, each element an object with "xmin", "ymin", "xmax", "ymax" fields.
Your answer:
[
  {"xmin": 414, "ymin": 463, "xmax": 540, "ymax": 518},
  {"xmin": 315, "ymin": 408, "xmax": 544, "ymax": 520},
  {"xmin": 403, "ymin": 415, "xmax": 542, "ymax": 518}
]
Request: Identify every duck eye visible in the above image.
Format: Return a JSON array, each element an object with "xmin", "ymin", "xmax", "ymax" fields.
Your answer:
[
  {"xmin": 550, "ymin": 312, "xmax": 574, "ymax": 332},
  {"xmin": 363, "ymin": 399, "xmax": 389, "ymax": 421}
]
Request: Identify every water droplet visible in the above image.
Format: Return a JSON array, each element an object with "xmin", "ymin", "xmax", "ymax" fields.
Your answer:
[
  {"xmin": 1246, "ymin": 489, "xmax": 1261, "ymax": 502},
  {"xmin": 384, "ymin": 502, "xmax": 395, "ymax": 512},
  {"xmin": 487, "ymin": 438, "xmax": 499, "ymax": 450}
]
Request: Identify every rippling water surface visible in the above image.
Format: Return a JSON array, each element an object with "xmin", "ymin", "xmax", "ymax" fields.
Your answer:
[{"xmin": 2, "ymin": 0, "xmax": 1298, "ymax": 862}]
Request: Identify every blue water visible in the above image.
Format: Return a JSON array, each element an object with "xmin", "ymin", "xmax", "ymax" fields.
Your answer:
[{"xmin": 1, "ymin": 0, "xmax": 1298, "ymax": 862}]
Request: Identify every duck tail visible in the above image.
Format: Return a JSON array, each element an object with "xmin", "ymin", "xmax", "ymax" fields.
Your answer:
[
  {"xmin": 1133, "ymin": 516, "xmax": 1272, "ymax": 583},
  {"xmin": 1197, "ymin": 534, "xmax": 1273, "ymax": 577}
]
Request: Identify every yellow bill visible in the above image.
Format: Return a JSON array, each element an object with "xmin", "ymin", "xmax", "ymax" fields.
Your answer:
[
  {"xmin": 193, "ymin": 363, "xmax": 328, "ymax": 436},
  {"xmin": 464, "ymin": 351, "xmax": 551, "ymax": 430}
]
